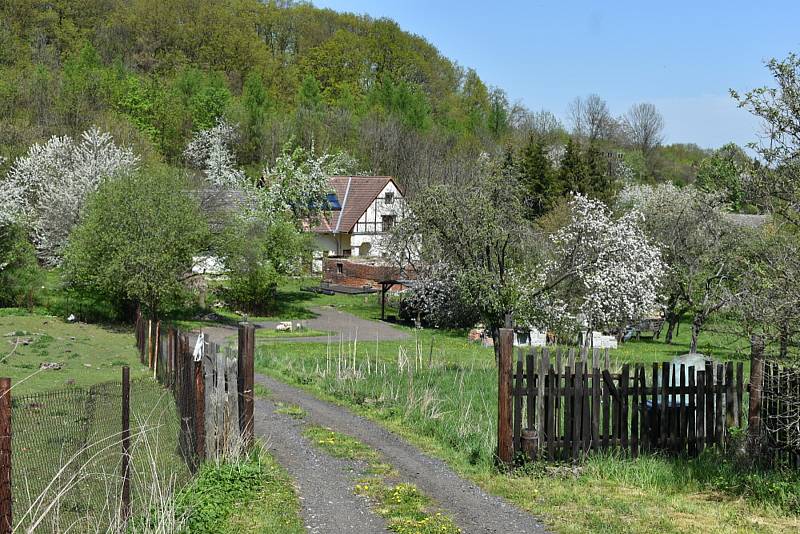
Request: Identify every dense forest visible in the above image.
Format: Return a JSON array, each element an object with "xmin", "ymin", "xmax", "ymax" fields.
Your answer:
[{"xmin": 0, "ymin": 0, "xmax": 745, "ymax": 193}]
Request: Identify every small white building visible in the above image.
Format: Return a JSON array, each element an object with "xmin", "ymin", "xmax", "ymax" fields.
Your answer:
[{"xmin": 311, "ymin": 176, "xmax": 404, "ymax": 269}]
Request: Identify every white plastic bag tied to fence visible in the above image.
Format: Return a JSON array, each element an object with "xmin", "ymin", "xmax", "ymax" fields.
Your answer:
[{"xmin": 193, "ymin": 332, "xmax": 204, "ymax": 362}]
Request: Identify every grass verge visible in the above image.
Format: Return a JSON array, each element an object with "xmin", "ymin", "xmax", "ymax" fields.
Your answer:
[
  {"xmin": 174, "ymin": 448, "xmax": 304, "ymax": 534},
  {"xmin": 303, "ymin": 425, "xmax": 461, "ymax": 533}
]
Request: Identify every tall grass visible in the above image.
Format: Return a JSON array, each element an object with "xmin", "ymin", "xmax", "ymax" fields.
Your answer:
[
  {"xmin": 258, "ymin": 333, "xmax": 500, "ymax": 469},
  {"xmin": 256, "ymin": 333, "xmax": 800, "ymax": 516}
]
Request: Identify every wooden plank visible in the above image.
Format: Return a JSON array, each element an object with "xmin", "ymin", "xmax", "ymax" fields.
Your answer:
[
  {"xmin": 651, "ymin": 363, "xmax": 658, "ymax": 449},
  {"xmin": 568, "ymin": 347, "xmax": 576, "ymax": 371},
  {"xmin": 582, "ymin": 363, "xmax": 590, "ymax": 453},
  {"xmin": 573, "ymin": 363, "xmax": 583, "ymax": 459},
  {"xmin": 592, "ymin": 347, "xmax": 600, "ymax": 370},
  {"xmin": 697, "ymin": 370, "xmax": 705, "ymax": 454},
  {"xmin": 237, "ymin": 323, "xmax": 255, "ymax": 447},
  {"xmin": 602, "ymin": 364, "xmax": 610, "ymax": 450},
  {"xmin": 669, "ymin": 364, "xmax": 678, "ymax": 451},
  {"xmin": 705, "ymin": 361, "xmax": 715, "ymax": 445},
  {"xmin": 631, "ymin": 364, "xmax": 639, "ymax": 458},
  {"xmin": 620, "ymin": 364, "xmax": 629, "ymax": 453},
  {"xmin": 565, "ymin": 364, "xmax": 574, "ymax": 460},
  {"xmin": 215, "ymin": 344, "xmax": 226, "ymax": 455},
  {"xmin": 194, "ymin": 357, "xmax": 205, "ymax": 461},
  {"xmin": 725, "ymin": 361, "xmax": 735, "ymax": 430},
  {"xmin": 592, "ymin": 365, "xmax": 600, "ymax": 450},
  {"xmin": 546, "ymin": 358, "xmax": 556, "ymax": 460},
  {"xmin": 497, "ymin": 329, "xmax": 514, "ymax": 465},
  {"xmin": 661, "ymin": 362, "xmax": 669, "ymax": 449},
  {"xmin": 526, "ymin": 350, "xmax": 535, "ymax": 432},
  {"xmin": 715, "ymin": 363, "xmax": 724, "ymax": 446},
  {"xmin": 735, "ymin": 362, "xmax": 744, "ymax": 428},
  {"xmin": 604, "ymin": 348, "xmax": 610, "ymax": 370},
  {"xmin": 555, "ymin": 347, "xmax": 562, "ymax": 442},
  {"xmin": 679, "ymin": 364, "xmax": 687, "ymax": 452},
  {"xmin": 203, "ymin": 348, "xmax": 215, "ymax": 459},
  {"xmin": 513, "ymin": 354, "xmax": 524, "ymax": 453},
  {"xmin": 688, "ymin": 366, "xmax": 696, "ymax": 455},
  {"xmin": 537, "ymin": 348, "xmax": 546, "ymax": 455},
  {"xmin": 225, "ymin": 351, "xmax": 240, "ymax": 455}
]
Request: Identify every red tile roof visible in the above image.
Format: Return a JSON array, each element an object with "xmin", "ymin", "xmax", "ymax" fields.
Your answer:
[{"xmin": 312, "ymin": 176, "xmax": 399, "ymax": 234}]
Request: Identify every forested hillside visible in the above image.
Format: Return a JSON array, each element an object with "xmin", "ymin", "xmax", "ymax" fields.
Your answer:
[{"xmin": 0, "ymin": 0, "xmax": 742, "ymax": 192}]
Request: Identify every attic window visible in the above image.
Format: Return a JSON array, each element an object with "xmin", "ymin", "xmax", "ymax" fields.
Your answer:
[{"xmin": 384, "ymin": 191, "xmax": 394, "ymax": 204}]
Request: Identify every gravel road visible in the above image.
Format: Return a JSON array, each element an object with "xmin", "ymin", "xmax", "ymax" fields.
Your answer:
[
  {"xmin": 254, "ymin": 396, "xmax": 388, "ymax": 533},
  {"xmin": 199, "ymin": 306, "xmax": 410, "ymax": 344},
  {"xmin": 255, "ymin": 373, "xmax": 550, "ymax": 534}
]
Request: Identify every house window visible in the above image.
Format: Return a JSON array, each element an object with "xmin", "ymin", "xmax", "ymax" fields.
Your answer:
[
  {"xmin": 336, "ymin": 262, "xmax": 343, "ymax": 274},
  {"xmin": 342, "ymin": 249, "xmax": 351, "ymax": 257},
  {"xmin": 384, "ymin": 191, "xmax": 394, "ymax": 204},
  {"xmin": 381, "ymin": 215, "xmax": 395, "ymax": 231}
]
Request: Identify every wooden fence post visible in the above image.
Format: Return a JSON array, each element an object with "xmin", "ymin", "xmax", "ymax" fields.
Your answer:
[
  {"xmin": 121, "ymin": 367, "xmax": 131, "ymax": 523},
  {"xmin": 497, "ymin": 328, "xmax": 514, "ymax": 466},
  {"xmin": 238, "ymin": 323, "xmax": 255, "ymax": 448},
  {"xmin": 0, "ymin": 378, "xmax": 11, "ymax": 534},
  {"xmin": 747, "ymin": 336, "xmax": 765, "ymax": 445}
]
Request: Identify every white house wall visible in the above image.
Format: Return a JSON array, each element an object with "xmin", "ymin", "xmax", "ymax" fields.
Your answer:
[{"xmin": 351, "ymin": 181, "xmax": 403, "ymax": 257}]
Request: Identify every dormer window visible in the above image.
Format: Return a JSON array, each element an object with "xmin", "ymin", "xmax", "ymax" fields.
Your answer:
[{"xmin": 384, "ymin": 191, "xmax": 394, "ymax": 204}]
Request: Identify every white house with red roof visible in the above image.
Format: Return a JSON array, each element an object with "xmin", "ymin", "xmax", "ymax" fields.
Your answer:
[{"xmin": 311, "ymin": 176, "xmax": 404, "ymax": 267}]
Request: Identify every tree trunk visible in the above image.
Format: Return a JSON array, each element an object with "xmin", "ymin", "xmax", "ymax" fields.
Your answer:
[
  {"xmin": 665, "ymin": 316, "xmax": 678, "ymax": 344},
  {"xmin": 690, "ymin": 313, "xmax": 704, "ymax": 354}
]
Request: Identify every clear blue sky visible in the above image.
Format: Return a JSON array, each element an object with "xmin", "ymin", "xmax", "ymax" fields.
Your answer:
[{"xmin": 314, "ymin": 0, "xmax": 800, "ymax": 149}]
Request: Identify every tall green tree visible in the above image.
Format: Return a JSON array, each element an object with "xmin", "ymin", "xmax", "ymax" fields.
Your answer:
[
  {"xmin": 517, "ymin": 135, "xmax": 557, "ymax": 218},
  {"xmin": 559, "ymin": 138, "xmax": 587, "ymax": 195},
  {"xmin": 584, "ymin": 143, "xmax": 616, "ymax": 203}
]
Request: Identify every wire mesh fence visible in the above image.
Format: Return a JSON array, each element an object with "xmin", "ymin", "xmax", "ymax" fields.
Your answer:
[{"xmin": 12, "ymin": 377, "xmax": 190, "ymax": 531}]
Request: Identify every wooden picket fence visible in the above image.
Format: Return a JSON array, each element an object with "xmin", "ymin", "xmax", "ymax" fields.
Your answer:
[
  {"xmin": 496, "ymin": 329, "xmax": 745, "ymax": 463},
  {"xmin": 134, "ymin": 313, "xmax": 255, "ymax": 470}
]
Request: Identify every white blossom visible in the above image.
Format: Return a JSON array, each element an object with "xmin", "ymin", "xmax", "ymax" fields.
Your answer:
[
  {"xmin": 184, "ymin": 119, "xmax": 248, "ymax": 190},
  {"xmin": 5, "ymin": 128, "xmax": 138, "ymax": 264},
  {"xmin": 518, "ymin": 194, "xmax": 665, "ymax": 334},
  {"xmin": 260, "ymin": 144, "xmax": 355, "ymax": 220}
]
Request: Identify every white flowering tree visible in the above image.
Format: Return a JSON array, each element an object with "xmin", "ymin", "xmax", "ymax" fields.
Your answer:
[
  {"xmin": 0, "ymin": 156, "xmax": 25, "ymax": 228},
  {"xmin": 184, "ymin": 119, "xmax": 249, "ymax": 190},
  {"xmin": 616, "ymin": 183, "xmax": 751, "ymax": 352},
  {"xmin": 185, "ymin": 120, "xmax": 353, "ymax": 223},
  {"xmin": 5, "ymin": 128, "xmax": 138, "ymax": 265},
  {"xmin": 259, "ymin": 143, "xmax": 355, "ymax": 221},
  {"xmin": 521, "ymin": 194, "xmax": 664, "ymax": 340}
]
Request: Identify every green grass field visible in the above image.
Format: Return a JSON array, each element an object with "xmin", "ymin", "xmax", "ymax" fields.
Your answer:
[
  {"xmin": 253, "ymin": 282, "xmax": 798, "ymax": 534},
  {"xmin": 0, "ymin": 309, "xmax": 147, "ymax": 394}
]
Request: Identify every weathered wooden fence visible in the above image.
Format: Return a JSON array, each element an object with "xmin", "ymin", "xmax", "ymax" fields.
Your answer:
[
  {"xmin": 134, "ymin": 314, "xmax": 255, "ymax": 469},
  {"xmin": 497, "ymin": 329, "xmax": 745, "ymax": 464}
]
